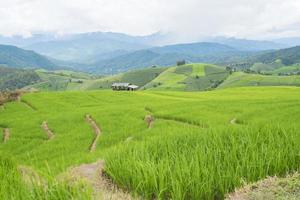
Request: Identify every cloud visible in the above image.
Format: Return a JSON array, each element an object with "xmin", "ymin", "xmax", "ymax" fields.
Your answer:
[{"xmin": 0, "ymin": 0, "xmax": 299, "ymax": 41}]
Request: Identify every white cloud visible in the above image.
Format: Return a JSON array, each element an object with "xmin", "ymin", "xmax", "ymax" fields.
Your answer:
[{"xmin": 0, "ymin": 0, "xmax": 299, "ymax": 41}]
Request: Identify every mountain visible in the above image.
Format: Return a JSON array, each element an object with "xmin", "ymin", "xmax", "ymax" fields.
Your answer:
[
  {"xmin": 0, "ymin": 45, "xmax": 58, "ymax": 70},
  {"xmin": 0, "ymin": 33, "xmax": 59, "ymax": 47},
  {"xmin": 86, "ymin": 42, "xmax": 251, "ymax": 74},
  {"xmin": 152, "ymin": 42, "xmax": 236, "ymax": 54},
  {"xmin": 22, "ymin": 32, "xmax": 171, "ymax": 62},
  {"xmin": 0, "ymin": 32, "xmax": 170, "ymax": 63},
  {"xmin": 207, "ymin": 37, "xmax": 287, "ymax": 51},
  {"xmin": 273, "ymin": 37, "xmax": 300, "ymax": 47}
]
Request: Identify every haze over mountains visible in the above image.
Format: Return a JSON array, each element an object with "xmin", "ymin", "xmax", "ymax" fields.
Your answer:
[{"xmin": 1, "ymin": 31, "xmax": 300, "ymax": 74}]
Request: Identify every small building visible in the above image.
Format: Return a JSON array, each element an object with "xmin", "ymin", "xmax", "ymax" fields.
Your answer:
[{"xmin": 112, "ymin": 83, "xmax": 139, "ymax": 91}]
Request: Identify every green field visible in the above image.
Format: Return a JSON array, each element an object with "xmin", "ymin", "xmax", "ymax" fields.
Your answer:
[
  {"xmin": 219, "ymin": 72, "xmax": 300, "ymax": 89},
  {"xmin": 27, "ymin": 67, "xmax": 166, "ymax": 91},
  {"xmin": 271, "ymin": 65, "xmax": 300, "ymax": 74},
  {"xmin": 0, "ymin": 86, "xmax": 299, "ymax": 199},
  {"xmin": 23, "ymin": 63, "xmax": 300, "ymax": 93},
  {"xmin": 26, "ymin": 64, "xmax": 229, "ymax": 92},
  {"xmin": 143, "ymin": 63, "xmax": 229, "ymax": 91},
  {"xmin": 250, "ymin": 60, "xmax": 300, "ymax": 75}
]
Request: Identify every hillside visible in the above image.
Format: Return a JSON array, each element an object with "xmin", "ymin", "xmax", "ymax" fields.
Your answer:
[
  {"xmin": 25, "ymin": 64, "xmax": 229, "ymax": 92},
  {"xmin": 26, "ymin": 67, "xmax": 166, "ymax": 91},
  {"xmin": 218, "ymin": 72, "xmax": 300, "ymax": 89},
  {"xmin": 250, "ymin": 46, "xmax": 300, "ymax": 66},
  {"xmin": 25, "ymin": 63, "xmax": 300, "ymax": 92},
  {"xmin": 0, "ymin": 87, "xmax": 299, "ymax": 199},
  {"xmin": 0, "ymin": 67, "xmax": 40, "ymax": 91},
  {"xmin": 143, "ymin": 63, "xmax": 230, "ymax": 91},
  {"xmin": 25, "ymin": 70, "xmax": 95, "ymax": 91},
  {"xmin": 0, "ymin": 45, "xmax": 57, "ymax": 70}
]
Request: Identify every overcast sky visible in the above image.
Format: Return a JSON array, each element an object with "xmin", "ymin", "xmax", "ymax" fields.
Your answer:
[{"xmin": 0, "ymin": 0, "xmax": 300, "ymax": 41}]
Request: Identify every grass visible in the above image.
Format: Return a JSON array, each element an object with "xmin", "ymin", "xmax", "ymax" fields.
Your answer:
[
  {"xmin": 0, "ymin": 87, "xmax": 299, "ymax": 199},
  {"xmin": 191, "ymin": 63, "xmax": 205, "ymax": 77},
  {"xmin": 251, "ymin": 61, "xmax": 283, "ymax": 72},
  {"xmin": 22, "ymin": 63, "xmax": 300, "ymax": 92},
  {"xmin": 271, "ymin": 65, "xmax": 300, "ymax": 75},
  {"xmin": 143, "ymin": 63, "xmax": 229, "ymax": 91},
  {"xmin": 144, "ymin": 67, "xmax": 187, "ymax": 91},
  {"xmin": 28, "ymin": 67, "xmax": 166, "ymax": 91},
  {"xmin": 219, "ymin": 72, "xmax": 300, "ymax": 89},
  {"xmin": 28, "ymin": 63, "xmax": 228, "ymax": 92},
  {"xmin": 0, "ymin": 156, "xmax": 91, "ymax": 200},
  {"xmin": 86, "ymin": 67, "xmax": 166, "ymax": 90},
  {"xmin": 105, "ymin": 125, "xmax": 299, "ymax": 199}
]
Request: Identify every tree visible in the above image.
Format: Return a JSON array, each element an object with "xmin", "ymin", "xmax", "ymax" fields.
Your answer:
[{"xmin": 176, "ymin": 60, "xmax": 186, "ymax": 66}]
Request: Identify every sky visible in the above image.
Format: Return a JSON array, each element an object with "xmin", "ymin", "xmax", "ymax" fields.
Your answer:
[{"xmin": 0, "ymin": 0, "xmax": 300, "ymax": 41}]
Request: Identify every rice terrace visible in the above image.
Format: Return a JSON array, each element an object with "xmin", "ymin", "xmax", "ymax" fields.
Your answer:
[
  {"xmin": 1, "ymin": 1, "xmax": 300, "ymax": 199},
  {"xmin": 0, "ymin": 85, "xmax": 299, "ymax": 199}
]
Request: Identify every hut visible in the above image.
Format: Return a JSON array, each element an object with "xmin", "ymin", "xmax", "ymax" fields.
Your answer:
[{"xmin": 112, "ymin": 83, "xmax": 139, "ymax": 91}]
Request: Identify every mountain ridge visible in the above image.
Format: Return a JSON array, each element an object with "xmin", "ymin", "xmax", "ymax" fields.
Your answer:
[{"xmin": 0, "ymin": 44, "xmax": 58, "ymax": 70}]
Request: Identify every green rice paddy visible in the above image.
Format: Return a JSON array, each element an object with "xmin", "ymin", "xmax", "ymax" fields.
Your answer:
[{"xmin": 0, "ymin": 86, "xmax": 299, "ymax": 199}]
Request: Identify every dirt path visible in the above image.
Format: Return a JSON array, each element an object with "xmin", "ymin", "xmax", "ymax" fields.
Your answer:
[
  {"xmin": 226, "ymin": 173, "xmax": 300, "ymax": 200},
  {"xmin": 3, "ymin": 128, "xmax": 10, "ymax": 143},
  {"xmin": 41, "ymin": 121, "xmax": 55, "ymax": 140},
  {"xmin": 144, "ymin": 115, "xmax": 154, "ymax": 129},
  {"xmin": 230, "ymin": 118, "xmax": 237, "ymax": 125},
  {"xmin": 68, "ymin": 160, "xmax": 133, "ymax": 200},
  {"xmin": 85, "ymin": 114, "xmax": 101, "ymax": 152},
  {"xmin": 144, "ymin": 107, "xmax": 208, "ymax": 128}
]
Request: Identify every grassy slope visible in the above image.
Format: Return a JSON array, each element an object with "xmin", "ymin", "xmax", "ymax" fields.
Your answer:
[
  {"xmin": 250, "ymin": 59, "xmax": 284, "ymax": 72},
  {"xmin": 250, "ymin": 60, "xmax": 300, "ymax": 75},
  {"xmin": 271, "ymin": 65, "xmax": 300, "ymax": 74},
  {"xmin": 0, "ymin": 67, "xmax": 40, "ymax": 91},
  {"xmin": 28, "ymin": 67, "xmax": 166, "ymax": 91},
  {"xmin": 218, "ymin": 72, "xmax": 300, "ymax": 89},
  {"xmin": 0, "ymin": 87, "xmax": 299, "ymax": 199},
  {"xmin": 79, "ymin": 67, "xmax": 166, "ymax": 90},
  {"xmin": 30, "ymin": 63, "xmax": 227, "ymax": 92},
  {"xmin": 143, "ymin": 63, "xmax": 229, "ymax": 91}
]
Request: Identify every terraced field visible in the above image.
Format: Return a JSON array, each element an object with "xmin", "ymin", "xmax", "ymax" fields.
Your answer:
[
  {"xmin": 25, "ymin": 64, "xmax": 229, "ymax": 92},
  {"xmin": 271, "ymin": 65, "xmax": 300, "ymax": 74},
  {"xmin": 219, "ymin": 72, "xmax": 300, "ymax": 89},
  {"xmin": 0, "ymin": 87, "xmax": 299, "ymax": 199},
  {"xmin": 27, "ymin": 67, "xmax": 166, "ymax": 91},
  {"xmin": 143, "ymin": 63, "xmax": 229, "ymax": 91}
]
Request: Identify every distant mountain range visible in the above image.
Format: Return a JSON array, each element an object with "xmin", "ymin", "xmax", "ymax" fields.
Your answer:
[
  {"xmin": 0, "ymin": 31, "xmax": 299, "ymax": 61},
  {"xmin": 85, "ymin": 42, "xmax": 252, "ymax": 74},
  {"xmin": 0, "ymin": 32, "xmax": 169, "ymax": 63},
  {"xmin": 0, "ymin": 45, "xmax": 58, "ymax": 70},
  {"xmin": 207, "ymin": 37, "xmax": 287, "ymax": 51},
  {"xmin": 1, "ymin": 32, "xmax": 300, "ymax": 74}
]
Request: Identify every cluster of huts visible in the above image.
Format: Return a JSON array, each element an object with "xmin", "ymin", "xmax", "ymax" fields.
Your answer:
[{"xmin": 111, "ymin": 83, "xmax": 139, "ymax": 91}]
